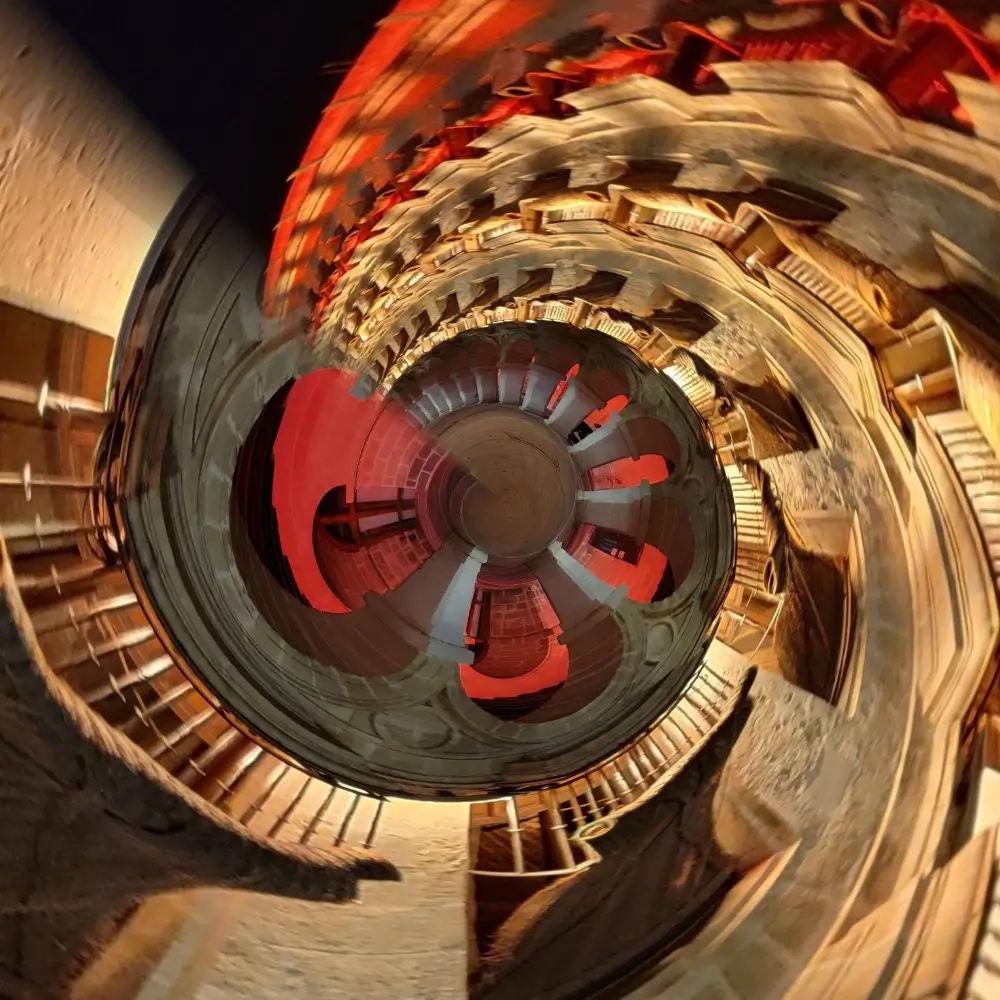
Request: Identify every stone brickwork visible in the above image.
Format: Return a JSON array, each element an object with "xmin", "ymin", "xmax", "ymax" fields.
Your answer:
[{"xmin": 320, "ymin": 531, "xmax": 437, "ymax": 610}]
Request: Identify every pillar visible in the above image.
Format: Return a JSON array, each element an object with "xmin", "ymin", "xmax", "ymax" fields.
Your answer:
[
  {"xmin": 0, "ymin": 0, "xmax": 189, "ymax": 337},
  {"xmin": 521, "ymin": 364, "xmax": 563, "ymax": 416},
  {"xmin": 545, "ymin": 379, "xmax": 603, "ymax": 438}
]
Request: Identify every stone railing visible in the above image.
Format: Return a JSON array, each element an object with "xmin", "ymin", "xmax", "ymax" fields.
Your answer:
[
  {"xmin": 0, "ymin": 372, "xmax": 397, "ymax": 860},
  {"xmin": 471, "ymin": 656, "xmax": 749, "ymax": 877}
]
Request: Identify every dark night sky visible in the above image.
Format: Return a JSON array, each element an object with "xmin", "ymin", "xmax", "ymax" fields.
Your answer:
[{"xmin": 37, "ymin": 0, "xmax": 395, "ymax": 239}]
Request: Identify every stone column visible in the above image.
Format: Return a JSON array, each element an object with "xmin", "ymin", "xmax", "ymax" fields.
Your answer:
[
  {"xmin": 521, "ymin": 364, "xmax": 563, "ymax": 416},
  {"xmin": 569, "ymin": 411, "xmax": 635, "ymax": 471},
  {"xmin": 576, "ymin": 484, "xmax": 650, "ymax": 540},
  {"xmin": 428, "ymin": 381, "xmax": 462, "ymax": 415},
  {"xmin": 545, "ymin": 378, "xmax": 603, "ymax": 438},
  {"xmin": 369, "ymin": 538, "xmax": 487, "ymax": 664},
  {"xmin": 473, "ymin": 367, "xmax": 499, "ymax": 404},
  {"xmin": 0, "ymin": 0, "xmax": 189, "ymax": 338},
  {"xmin": 497, "ymin": 363, "xmax": 528, "ymax": 406},
  {"xmin": 452, "ymin": 372, "xmax": 479, "ymax": 406},
  {"xmin": 531, "ymin": 543, "xmax": 625, "ymax": 631}
]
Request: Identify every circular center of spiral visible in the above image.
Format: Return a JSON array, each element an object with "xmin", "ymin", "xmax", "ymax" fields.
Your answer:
[{"xmin": 439, "ymin": 408, "xmax": 578, "ymax": 563}]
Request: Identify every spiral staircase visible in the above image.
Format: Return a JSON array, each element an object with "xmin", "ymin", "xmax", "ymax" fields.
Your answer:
[{"xmin": 3, "ymin": 1, "xmax": 1000, "ymax": 998}]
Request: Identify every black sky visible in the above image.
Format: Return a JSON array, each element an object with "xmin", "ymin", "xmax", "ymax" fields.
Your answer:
[{"xmin": 37, "ymin": 0, "xmax": 395, "ymax": 240}]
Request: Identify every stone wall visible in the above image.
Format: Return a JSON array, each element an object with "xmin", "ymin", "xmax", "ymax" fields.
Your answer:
[{"xmin": 0, "ymin": 0, "xmax": 188, "ymax": 336}]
